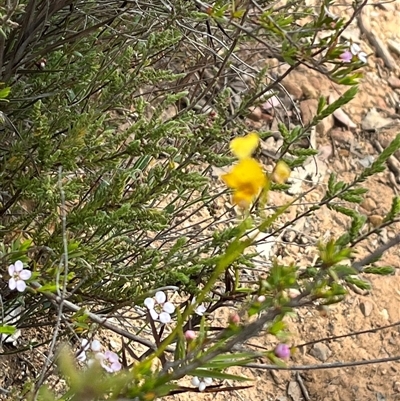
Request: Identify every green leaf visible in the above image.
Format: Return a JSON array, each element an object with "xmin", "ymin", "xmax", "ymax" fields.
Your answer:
[
  {"xmin": 36, "ymin": 283, "xmax": 59, "ymax": 293},
  {"xmin": 344, "ymin": 276, "xmax": 371, "ymax": 290},
  {"xmin": 202, "ymin": 353, "xmax": 256, "ymax": 369},
  {"xmin": 0, "ymin": 325, "xmax": 17, "ymax": 335},
  {"xmin": 268, "ymin": 320, "xmax": 286, "ymax": 335},
  {"xmin": 363, "ymin": 266, "xmax": 395, "ymax": 275},
  {"xmin": 383, "ymin": 196, "xmax": 400, "ymax": 222},
  {"xmin": 191, "ymin": 369, "xmax": 251, "ymax": 382},
  {"xmin": 0, "ymin": 86, "xmax": 11, "ymax": 99},
  {"xmin": 331, "ymin": 265, "xmax": 357, "ymax": 277},
  {"xmin": 317, "ymin": 96, "xmax": 327, "ymax": 114},
  {"xmin": 315, "ymin": 86, "xmax": 358, "ymax": 121},
  {"xmin": 259, "ymin": 201, "xmax": 294, "ymax": 232}
]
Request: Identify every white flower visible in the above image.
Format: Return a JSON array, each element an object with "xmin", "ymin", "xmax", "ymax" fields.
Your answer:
[
  {"xmin": 350, "ymin": 42, "xmax": 361, "ymax": 55},
  {"xmin": 349, "ymin": 42, "xmax": 367, "ymax": 63},
  {"xmin": 192, "ymin": 297, "xmax": 207, "ymax": 316},
  {"xmin": 191, "ymin": 376, "xmax": 212, "ymax": 392},
  {"xmin": 357, "ymin": 51, "xmax": 367, "ymax": 63},
  {"xmin": 77, "ymin": 338, "xmax": 102, "ymax": 362},
  {"xmin": 144, "ymin": 291, "xmax": 175, "ymax": 324},
  {"xmin": 8, "ymin": 260, "xmax": 31, "ymax": 292},
  {"xmin": 195, "ymin": 304, "xmax": 207, "ymax": 316}
]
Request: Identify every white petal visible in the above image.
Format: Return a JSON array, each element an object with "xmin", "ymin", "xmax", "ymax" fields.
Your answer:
[
  {"xmin": 14, "ymin": 260, "xmax": 24, "ymax": 272},
  {"xmin": 358, "ymin": 52, "xmax": 367, "ymax": 63},
  {"xmin": 87, "ymin": 358, "xmax": 96, "ymax": 367},
  {"xmin": 149, "ymin": 308, "xmax": 159, "ymax": 321},
  {"xmin": 16, "ymin": 280, "xmax": 27, "ymax": 292},
  {"xmin": 81, "ymin": 339, "xmax": 89, "ymax": 350},
  {"xmin": 191, "ymin": 377, "xmax": 200, "ymax": 387},
  {"xmin": 19, "ymin": 269, "xmax": 31, "ymax": 280},
  {"xmin": 8, "ymin": 278, "xmax": 16, "ymax": 290},
  {"xmin": 159, "ymin": 312, "xmax": 171, "ymax": 324},
  {"xmin": 155, "ymin": 291, "xmax": 166, "ymax": 304},
  {"xmin": 195, "ymin": 305, "xmax": 207, "ymax": 316},
  {"xmin": 77, "ymin": 351, "xmax": 87, "ymax": 362},
  {"xmin": 203, "ymin": 377, "xmax": 213, "ymax": 385},
  {"xmin": 163, "ymin": 301, "xmax": 175, "ymax": 314},
  {"xmin": 199, "ymin": 382, "xmax": 206, "ymax": 392},
  {"xmin": 144, "ymin": 297, "xmax": 155, "ymax": 309},
  {"xmin": 91, "ymin": 339, "xmax": 101, "ymax": 352},
  {"xmin": 350, "ymin": 42, "xmax": 361, "ymax": 55},
  {"xmin": 8, "ymin": 264, "xmax": 15, "ymax": 276}
]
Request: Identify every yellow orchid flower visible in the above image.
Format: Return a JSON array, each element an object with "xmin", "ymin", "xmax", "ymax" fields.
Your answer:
[
  {"xmin": 230, "ymin": 132, "xmax": 260, "ymax": 160},
  {"xmin": 222, "ymin": 158, "xmax": 268, "ymax": 208}
]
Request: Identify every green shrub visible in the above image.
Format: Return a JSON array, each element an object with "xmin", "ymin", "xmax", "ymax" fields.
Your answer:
[{"xmin": 0, "ymin": 0, "xmax": 399, "ymax": 399}]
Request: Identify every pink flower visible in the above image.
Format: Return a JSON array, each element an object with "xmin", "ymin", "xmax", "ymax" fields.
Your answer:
[
  {"xmin": 96, "ymin": 350, "xmax": 122, "ymax": 373},
  {"xmin": 275, "ymin": 343, "xmax": 290, "ymax": 360},
  {"xmin": 339, "ymin": 50, "xmax": 353, "ymax": 63},
  {"xmin": 8, "ymin": 260, "xmax": 31, "ymax": 292}
]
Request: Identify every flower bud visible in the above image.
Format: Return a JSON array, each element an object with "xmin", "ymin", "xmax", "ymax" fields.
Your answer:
[
  {"xmin": 274, "ymin": 343, "xmax": 290, "ymax": 360},
  {"xmin": 229, "ymin": 313, "xmax": 240, "ymax": 325},
  {"xmin": 184, "ymin": 330, "xmax": 196, "ymax": 341}
]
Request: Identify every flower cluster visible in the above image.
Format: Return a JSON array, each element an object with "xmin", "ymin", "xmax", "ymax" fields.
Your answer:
[
  {"xmin": 340, "ymin": 42, "xmax": 367, "ymax": 64},
  {"xmin": 8, "ymin": 260, "xmax": 31, "ymax": 292},
  {"xmin": 144, "ymin": 291, "xmax": 175, "ymax": 324},
  {"xmin": 191, "ymin": 376, "xmax": 213, "ymax": 392},
  {"xmin": 77, "ymin": 339, "xmax": 122, "ymax": 373}
]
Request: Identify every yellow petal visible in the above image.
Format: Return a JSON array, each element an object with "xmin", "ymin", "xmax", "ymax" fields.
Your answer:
[
  {"xmin": 222, "ymin": 158, "xmax": 268, "ymax": 206},
  {"xmin": 271, "ymin": 160, "xmax": 291, "ymax": 184},
  {"xmin": 230, "ymin": 132, "xmax": 260, "ymax": 159}
]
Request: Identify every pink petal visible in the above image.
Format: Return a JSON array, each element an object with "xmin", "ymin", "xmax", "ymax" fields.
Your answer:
[
  {"xmin": 8, "ymin": 278, "xmax": 16, "ymax": 290},
  {"xmin": 111, "ymin": 361, "xmax": 122, "ymax": 372},
  {"xmin": 105, "ymin": 350, "xmax": 118, "ymax": 363},
  {"xmin": 8, "ymin": 264, "xmax": 15, "ymax": 276},
  {"xmin": 19, "ymin": 269, "xmax": 31, "ymax": 280},
  {"xmin": 16, "ymin": 280, "xmax": 27, "ymax": 292},
  {"xmin": 154, "ymin": 291, "xmax": 166, "ymax": 304},
  {"xmin": 102, "ymin": 363, "xmax": 113, "ymax": 373},
  {"xmin": 163, "ymin": 301, "xmax": 175, "ymax": 314}
]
